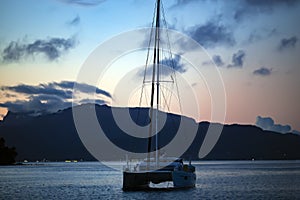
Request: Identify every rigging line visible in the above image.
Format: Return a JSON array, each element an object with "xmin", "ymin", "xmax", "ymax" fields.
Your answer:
[
  {"xmin": 162, "ymin": 1, "xmax": 183, "ymax": 113},
  {"xmin": 173, "ymin": 70, "xmax": 183, "ymax": 114},
  {"xmin": 160, "ymin": 85, "xmax": 171, "ymax": 113},
  {"xmin": 165, "ymin": 84, "xmax": 173, "ymax": 111},
  {"xmin": 162, "ymin": 82, "xmax": 173, "ymax": 112},
  {"xmin": 167, "ymin": 47, "xmax": 183, "ymax": 114},
  {"xmin": 141, "ymin": 87, "xmax": 150, "ymax": 126},
  {"xmin": 160, "ymin": 84, "xmax": 182, "ymax": 140},
  {"xmin": 161, "ymin": 1, "xmax": 169, "ymax": 32},
  {"xmin": 160, "ymin": 82, "xmax": 175, "ymax": 116},
  {"xmin": 144, "ymin": 86, "xmax": 149, "ymax": 108},
  {"xmin": 137, "ymin": 1, "xmax": 156, "ymax": 123},
  {"xmin": 161, "ymin": 5, "xmax": 184, "ymax": 137},
  {"xmin": 161, "ymin": 2, "xmax": 183, "ymax": 114},
  {"xmin": 168, "ymin": 82, "xmax": 175, "ymax": 110},
  {"xmin": 138, "ymin": 14, "xmax": 155, "ymax": 106}
]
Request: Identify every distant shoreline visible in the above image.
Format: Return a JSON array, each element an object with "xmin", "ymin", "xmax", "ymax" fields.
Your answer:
[{"xmin": 4, "ymin": 159, "xmax": 299, "ymax": 165}]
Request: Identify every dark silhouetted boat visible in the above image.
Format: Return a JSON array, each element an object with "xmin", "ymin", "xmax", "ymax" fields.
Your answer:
[{"xmin": 122, "ymin": 0, "xmax": 196, "ymax": 191}]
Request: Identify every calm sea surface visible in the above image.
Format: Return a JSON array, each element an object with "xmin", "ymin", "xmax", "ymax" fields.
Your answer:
[{"xmin": 0, "ymin": 160, "xmax": 300, "ymax": 199}]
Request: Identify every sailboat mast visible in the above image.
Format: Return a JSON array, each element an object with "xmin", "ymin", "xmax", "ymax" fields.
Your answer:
[
  {"xmin": 147, "ymin": 0, "xmax": 161, "ymax": 170},
  {"xmin": 155, "ymin": 0, "xmax": 160, "ymax": 168}
]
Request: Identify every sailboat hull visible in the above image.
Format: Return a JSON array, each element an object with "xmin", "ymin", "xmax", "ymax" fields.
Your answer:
[
  {"xmin": 122, "ymin": 170, "xmax": 196, "ymax": 191},
  {"xmin": 123, "ymin": 171, "xmax": 172, "ymax": 190},
  {"xmin": 172, "ymin": 170, "xmax": 196, "ymax": 188}
]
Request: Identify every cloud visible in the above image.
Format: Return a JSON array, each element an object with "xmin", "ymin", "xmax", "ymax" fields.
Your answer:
[
  {"xmin": 68, "ymin": 15, "xmax": 80, "ymax": 26},
  {"xmin": 0, "ymin": 95, "xmax": 71, "ymax": 115},
  {"xmin": 188, "ymin": 20, "xmax": 235, "ymax": 48},
  {"xmin": 278, "ymin": 36, "xmax": 298, "ymax": 51},
  {"xmin": 79, "ymin": 98, "xmax": 106, "ymax": 105},
  {"xmin": 1, "ymin": 36, "xmax": 77, "ymax": 63},
  {"xmin": 212, "ymin": 55, "xmax": 224, "ymax": 67},
  {"xmin": 161, "ymin": 54, "xmax": 186, "ymax": 73},
  {"xmin": 1, "ymin": 81, "xmax": 111, "ymax": 99},
  {"xmin": 253, "ymin": 67, "xmax": 272, "ymax": 76},
  {"xmin": 58, "ymin": 0, "xmax": 106, "ymax": 6},
  {"xmin": 170, "ymin": 0, "xmax": 200, "ymax": 8},
  {"xmin": 138, "ymin": 54, "xmax": 186, "ymax": 77},
  {"xmin": 245, "ymin": 0, "xmax": 297, "ymax": 7},
  {"xmin": 202, "ymin": 54, "xmax": 225, "ymax": 67},
  {"xmin": 3, "ymin": 93, "xmax": 17, "ymax": 98},
  {"xmin": 234, "ymin": 0, "xmax": 298, "ymax": 21},
  {"xmin": 2, "ymin": 84, "xmax": 72, "ymax": 99},
  {"xmin": 228, "ymin": 50, "xmax": 246, "ymax": 68},
  {"xmin": 248, "ymin": 28, "xmax": 277, "ymax": 43},
  {"xmin": 0, "ymin": 81, "xmax": 111, "ymax": 115},
  {"xmin": 52, "ymin": 81, "xmax": 111, "ymax": 98},
  {"xmin": 292, "ymin": 130, "xmax": 300, "ymax": 135},
  {"xmin": 256, "ymin": 116, "xmax": 293, "ymax": 134},
  {"xmin": 176, "ymin": 37, "xmax": 199, "ymax": 52}
]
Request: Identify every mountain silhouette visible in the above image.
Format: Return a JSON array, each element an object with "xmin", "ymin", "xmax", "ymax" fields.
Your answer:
[{"xmin": 0, "ymin": 104, "xmax": 299, "ymax": 161}]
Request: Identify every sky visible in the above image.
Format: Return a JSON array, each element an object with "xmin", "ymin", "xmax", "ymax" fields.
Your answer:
[{"xmin": 0, "ymin": 0, "xmax": 299, "ymax": 134}]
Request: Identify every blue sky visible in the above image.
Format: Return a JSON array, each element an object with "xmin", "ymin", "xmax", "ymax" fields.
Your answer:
[{"xmin": 0, "ymin": 0, "xmax": 299, "ymax": 134}]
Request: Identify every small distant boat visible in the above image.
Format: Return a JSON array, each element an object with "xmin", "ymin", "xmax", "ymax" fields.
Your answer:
[
  {"xmin": 122, "ymin": 0, "xmax": 196, "ymax": 190},
  {"xmin": 65, "ymin": 160, "xmax": 78, "ymax": 163}
]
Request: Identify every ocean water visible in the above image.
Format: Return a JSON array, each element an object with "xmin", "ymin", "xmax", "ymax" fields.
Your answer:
[{"xmin": 0, "ymin": 160, "xmax": 300, "ymax": 199}]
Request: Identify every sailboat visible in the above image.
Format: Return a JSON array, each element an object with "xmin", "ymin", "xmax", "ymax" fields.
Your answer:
[{"xmin": 122, "ymin": 0, "xmax": 196, "ymax": 190}]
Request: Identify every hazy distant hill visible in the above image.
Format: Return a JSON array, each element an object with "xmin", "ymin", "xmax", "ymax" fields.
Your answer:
[{"xmin": 0, "ymin": 104, "xmax": 299, "ymax": 161}]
